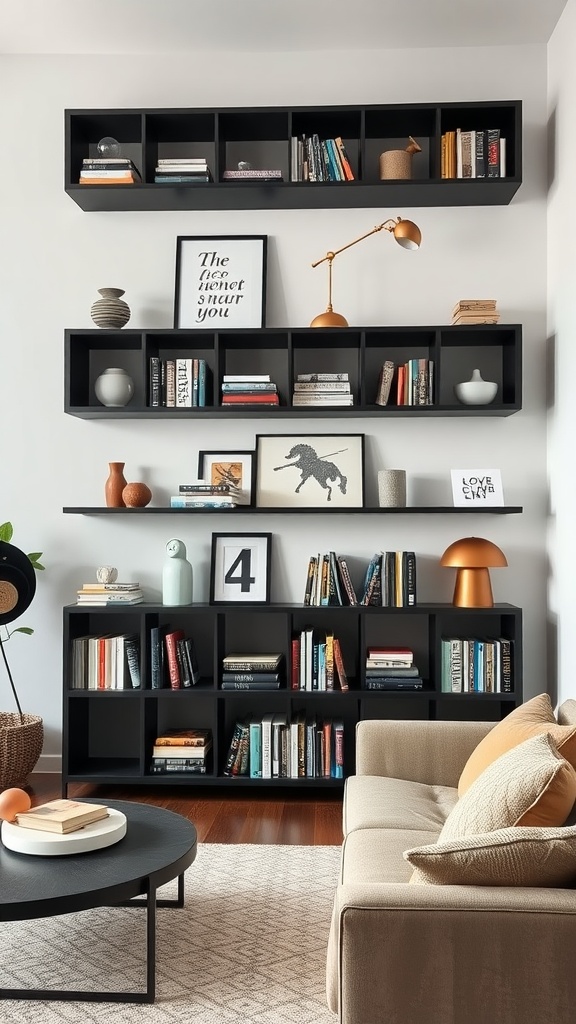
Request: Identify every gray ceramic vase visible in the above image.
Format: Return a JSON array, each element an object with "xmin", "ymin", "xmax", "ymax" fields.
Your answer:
[{"xmin": 90, "ymin": 288, "xmax": 131, "ymax": 330}]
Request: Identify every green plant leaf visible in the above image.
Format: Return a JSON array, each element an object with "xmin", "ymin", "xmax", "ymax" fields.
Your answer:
[
  {"xmin": 13, "ymin": 626, "xmax": 34, "ymax": 636},
  {"xmin": 0, "ymin": 522, "xmax": 14, "ymax": 542},
  {"xmin": 27, "ymin": 552, "xmax": 43, "ymax": 562}
]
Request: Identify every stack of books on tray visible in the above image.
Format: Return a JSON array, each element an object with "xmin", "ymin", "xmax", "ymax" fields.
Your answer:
[
  {"xmin": 221, "ymin": 374, "xmax": 279, "ymax": 408},
  {"xmin": 15, "ymin": 799, "xmax": 109, "ymax": 834},
  {"xmin": 150, "ymin": 728, "xmax": 212, "ymax": 775},
  {"xmin": 76, "ymin": 582, "xmax": 143, "ymax": 605},
  {"xmin": 154, "ymin": 158, "xmax": 212, "ymax": 183},
  {"xmin": 79, "ymin": 157, "xmax": 141, "ymax": 185},
  {"xmin": 451, "ymin": 299, "xmax": 500, "ymax": 325},
  {"xmin": 292, "ymin": 373, "xmax": 353, "ymax": 407},
  {"xmin": 170, "ymin": 481, "xmax": 248, "ymax": 508},
  {"xmin": 220, "ymin": 653, "xmax": 284, "ymax": 690},
  {"xmin": 364, "ymin": 646, "xmax": 423, "ymax": 690},
  {"xmin": 222, "ymin": 168, "xmax": 283, "ymax": 181}
]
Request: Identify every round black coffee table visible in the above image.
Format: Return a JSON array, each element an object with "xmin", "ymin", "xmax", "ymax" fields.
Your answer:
[{"xmin": 0, "ymin": 799, "xmax": 197, "ymax": 1004}]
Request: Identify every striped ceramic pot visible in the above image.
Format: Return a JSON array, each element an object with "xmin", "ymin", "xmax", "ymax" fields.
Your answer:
[{"xmin": 90, "ymin": 288, "xmax": 131, "ymax": 329}]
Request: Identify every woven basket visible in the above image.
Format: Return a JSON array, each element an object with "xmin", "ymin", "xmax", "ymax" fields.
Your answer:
[{"xmin": 0, "ymin": 712, "xmax": 43, "ymax": 788}]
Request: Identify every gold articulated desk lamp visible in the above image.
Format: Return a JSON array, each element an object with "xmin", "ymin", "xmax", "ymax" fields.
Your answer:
[{"xmin": 310, "ymin": 216, "xmax": 422, "ymax": 328}]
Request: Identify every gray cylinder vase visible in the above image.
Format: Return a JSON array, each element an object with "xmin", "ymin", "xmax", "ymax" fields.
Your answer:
[{"xmin": 378, "ymin": 469, "xmax": 407, "ymax": 508}]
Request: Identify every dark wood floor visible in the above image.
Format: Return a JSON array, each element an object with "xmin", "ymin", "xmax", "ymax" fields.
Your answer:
[{"xmin": 25, "ymin": 775, "xmax": 344, "ymax": 845}]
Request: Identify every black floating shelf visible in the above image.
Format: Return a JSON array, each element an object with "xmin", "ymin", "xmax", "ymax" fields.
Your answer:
[
  {"xmin": 62, "ymin": 506, "xmax": 523, "ymax": 516},
  {"xmin": 65, "ymin": 404, "xmax": 520, "ymax": 420}
]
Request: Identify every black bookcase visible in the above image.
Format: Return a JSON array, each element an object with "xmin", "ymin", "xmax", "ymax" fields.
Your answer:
[
  {"xmin": 64, "ymin": 324, "xmax": 522, "ymax": 419},
  {"xmin": 62, "ymin": 602, "xmax": 523, "ymax": 793},
  {"xmin": 65, "ymin": 100, "xmax": 522, "ymax": 211}
]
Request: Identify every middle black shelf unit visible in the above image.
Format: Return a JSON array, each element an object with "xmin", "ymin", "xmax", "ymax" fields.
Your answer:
[
  {"xmin": 65, "ymin": 324, "xmax": 522, "ymax": 418},
  {"xmin": 62, "ymin": 506, "xmax": 523, "ymax": 516}
]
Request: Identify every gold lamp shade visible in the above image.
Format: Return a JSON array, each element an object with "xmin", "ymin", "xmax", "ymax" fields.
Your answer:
[
  {"xmin": 310, "ymin": 216, "xmax": 421, "ymax": 328},
  {"xmin": 440, "ymin": 536, "xmax": 508, "ymax": 608}
]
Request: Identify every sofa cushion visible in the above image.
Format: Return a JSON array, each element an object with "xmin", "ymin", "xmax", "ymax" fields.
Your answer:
[
  {"xmin": 343, "ymin": 826, "xmax": 432, "ymax": 884},
  {"xmin": 404, "ymin": 823, "xmax": 576, "ymax": 886},
  {"xmin": 344, "ymin": 775, "xmax": 458, "ymax": 836},
  {"xmin": 441, "ymin": 733, "xmax": 576, "ymax": 838},
  {"xmin": 458, "ymin": 693, "xmax": 576, "ymax": 796}
]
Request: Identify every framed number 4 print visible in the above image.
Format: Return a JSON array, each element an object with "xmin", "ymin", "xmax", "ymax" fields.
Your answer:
[{"xmin": 210, "ymin": 533, "xmax": 272, "ymax": 605}]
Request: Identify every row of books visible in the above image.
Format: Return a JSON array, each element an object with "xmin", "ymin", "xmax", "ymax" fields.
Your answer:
[
  {"xmin": 75, "ymin": 582, "xmax": 143, "ymax": 606},
  {"xmin": 441, "ymin": 128, "xmax": 506, "ymax": 179},
  {"xmin": 291, "ymin": 630, "xmax": 349, "ymax": 692},
  {"xmin": 223, "ymin": 714, "xmax": 344, "ymax": 779},
  {"xmin": 154, "ymin": 157, "xmax": 212, "ymax": 184},
  {"xmin": 150, "ymin": 728, "xmax": 212, "ymax": 774},
  {"xmin": 365, "ymin": 646, "xmax": 423, "ymax": 691},
  {"xmin": 220, "ymin": 652, "xmax": 284, "ymax": 690},
  {"xmin": 70, "ymin": 632, "xmax": 141, "ymax": 690},
  {"xmin": 360, "ymin": 552, "xmax": 417, "ymax": 607},
  {"xmin": 375, "ymin": 358, "xmax": 434, "ymax": 407},
  {"xmin": 151, "ymin": 626, "xmax": 201, "ymax": 689},
  {"xmin": 451, "ymin": 299, "xmax": 500, "ymax": 326},
  {"xmin": 78, "ymin": 157, "xmax": 142, "ymax": 185},
  {"xmin": 440, "ymin": 637, "xmax": 513, "ymax": 693},
  {"xmin": 304, "ymin": 552, "xmax": 357, "ymax": 606},
  {"xmin": 221, "ymin": 373, "xmax": 279, "ymax": 407},
  {"xmin": 149, "ymin": 357, "xmax": 211, "ymax": 408},
  {"xmin": 292, "ymin": 372, "xmax": 353, "ymax": 408},
  {"xmin": 170, "ymin": 482, "xmax": 248, "ymax": 509},
  {"xmin": 290, "ymin": 134, "xmax": 354, "ymax": 182}
]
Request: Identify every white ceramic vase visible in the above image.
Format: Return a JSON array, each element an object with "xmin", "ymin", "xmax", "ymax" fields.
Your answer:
[
  {"xmin": 95, "ymin": 367, "xmax": 134, "ymax": 408},
  {"xmin": 455, "ymin": 369, "xmax": 498, "ymax": 406}
]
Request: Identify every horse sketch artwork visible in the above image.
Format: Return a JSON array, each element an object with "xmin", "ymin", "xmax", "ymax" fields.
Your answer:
[
  {"xmin": 255, "ymin": 434, "xmax": 364, "ymax": 508},
  {"xmin": 273, "ymin": 444, "xmax": 348, "ymax": 502}
]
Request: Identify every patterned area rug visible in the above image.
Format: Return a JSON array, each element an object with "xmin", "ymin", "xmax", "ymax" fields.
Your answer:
[{"xmin": 0, "ymin": 843, "xmax": 340, "ymax": 1023}]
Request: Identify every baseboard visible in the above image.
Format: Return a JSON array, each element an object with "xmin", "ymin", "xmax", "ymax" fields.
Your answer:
[{"xmin": 34, "ymin": 754, "xmax": 62, "ymax": 773}]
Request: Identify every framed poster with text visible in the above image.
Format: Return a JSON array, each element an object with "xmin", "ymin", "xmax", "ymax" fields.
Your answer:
[{"xmin": 174, "ymin": 235, "xmax": 267, "ymax": 329}]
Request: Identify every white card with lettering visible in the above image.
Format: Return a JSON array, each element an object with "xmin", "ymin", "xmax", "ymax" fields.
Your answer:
[{"xmin": 451, "ymin": 469, "xmax": 504, "ymax": 507}]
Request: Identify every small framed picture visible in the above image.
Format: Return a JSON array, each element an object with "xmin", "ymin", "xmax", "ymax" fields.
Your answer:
[
  {"xmin": 451, "ymin": 468, "xmax": 505, "ymax": 507},
  {"xmin": 255, "ymin": 434, "xmax": 365, "ymax": 508},
  {"xmin": 174, "ymin": 235, "xmax": 267, "ymax": 329},
  {"xmin": 210, "ymin": 533, "xmax": 272, "ymax": 604},
  {"xmin": 197, "ymin": 450, "xmax": 255, "ymax": 506}
]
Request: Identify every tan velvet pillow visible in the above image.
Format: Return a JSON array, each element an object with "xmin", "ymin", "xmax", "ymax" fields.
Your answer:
[
  {"xmin": 441, "ymin": 733, "xmax": 576, "ymax": 836},
  {"xmin": 405, "ymin": 824, "xmax": 576, "ymax": 886},
  {"xmin": 458, "ymin": 693, "xmax": 576, "ymax": 796}
]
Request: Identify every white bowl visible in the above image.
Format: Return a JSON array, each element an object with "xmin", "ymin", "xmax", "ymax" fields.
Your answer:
[{"xmin": 455, "ymin": 379, "xmax": 498, "ymax": 405}]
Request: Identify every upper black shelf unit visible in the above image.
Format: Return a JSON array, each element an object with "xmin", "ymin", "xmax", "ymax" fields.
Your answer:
[
  {"xmin": 65, "ymin": 101, "xmax": 522, "ymax": 212},
  {"xmin": 65, "ymin": 324, "xmax": 522, "ymax": 419}
]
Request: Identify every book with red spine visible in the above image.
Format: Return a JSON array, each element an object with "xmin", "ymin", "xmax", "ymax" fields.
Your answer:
[{"xmin": 164, "ymin": 629, "xmax": 185, "ymax": 689}]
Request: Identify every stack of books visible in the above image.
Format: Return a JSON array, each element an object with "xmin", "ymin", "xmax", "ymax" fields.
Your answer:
[
  {"xmin": 79, "ymin": 157, "xmax": 141, "ymax": 185},
  {"xmin": 221, "ymin": 374, "xmax": 279, "ymax": 408},
  {"xmin": 451, "ymin": 299, "xmax": 500, "ymax": 325},
  {"xmin": 149, "ymin": 356, "xmax": 211, "ymax": 407},
  {"xmin": 303, "ymin": 551, "xmax": 358, "ymax": 606},
  {"xmin": 364, "ymin": 646, "xmax": 423, "ymax": 691},
  {"xmin": 150, "ymin": 728, "xmax": 212, "ymax": 775},
  {"xmin": 393, "ymin": 359, "xmax": 434, "ymax": 406},
  {"xmin": 291, "ymin": 628, "xmax": 349, "ymax": 691},
  {"xmin": 292, "ymin": 372, "xmax": 353, "ymax": 408},
  {"xmin": 222, "ymin": 168, "xmax": 283, "ymax": 181},
  {"xmin": 440, "ymin": 636, "xmax": 512, "ymax": 693},
  {"xmin": 360, "ymin": 552, "xmax": 417, "ymax": 607},
  {"xmin": 154, "ymin": 158, "xmax": 212, "ymax": 183},
  {"xmin": 441, "ymin": 129, "xmax": 506, "ymax": 179},
  {"xmin": 15, "ymin": 799, "xmax": 109, "ymax": 834},
  {"xmin": 220, "ymin": 653, "xmax": 284, "ymax": 690},
  {"xmin": 224, "ymin": 714, "xmax": 344, "ymax": 779},
  {"xmin": 76, "ymin": 582, "xmax": 143, "ymax": 606},
  {"xmin": 290, "ymin": 134, "xmax": 354, "ymax": 182},
  {"xmin": 70, "ymin": 632, "xmax": 140, "ymax": 690},
  {"xmin": 170, "ymin": 481, "xmax": 248, "ymax": 509}
]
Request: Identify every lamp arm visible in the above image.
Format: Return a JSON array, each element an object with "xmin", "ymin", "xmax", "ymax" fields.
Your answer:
[{"xmin": 311, "ymin": 218, "xmax": 399, "ymax": 268}]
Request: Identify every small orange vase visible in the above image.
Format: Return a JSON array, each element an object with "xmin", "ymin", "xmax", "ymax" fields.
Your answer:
[{"xmin": 105, "ymin": 462, "xmax": 127, "ymax": 507}]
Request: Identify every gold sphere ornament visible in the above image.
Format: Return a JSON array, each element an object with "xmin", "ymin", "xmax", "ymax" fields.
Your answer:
[{"xmin": 122, "ymin": 482, "xmax": 152, "ymax": 508}]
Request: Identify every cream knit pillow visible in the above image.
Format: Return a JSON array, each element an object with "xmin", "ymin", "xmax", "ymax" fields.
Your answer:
[
  {"xmin": 440, "ymin": 732, "xmax": 576, "ymax": 838},
  {"xmin": 405, "ymin": 824, "xmax": 576, "ymax": 886}
]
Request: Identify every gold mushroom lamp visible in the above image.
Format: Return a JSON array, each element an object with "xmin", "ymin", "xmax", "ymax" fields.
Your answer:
[
  {"xmin": 440, "ymin": 536, "xmax": 508, "ymax": 608},
  {"xmin": 310, "ymin": 216, "xmax": 421, "ymax": 328}
]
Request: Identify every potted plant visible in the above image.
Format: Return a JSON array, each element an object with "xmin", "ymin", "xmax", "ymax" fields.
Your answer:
[{"xmin": 0, "ymin": 521, "xmax": 45, "ymax": 788}]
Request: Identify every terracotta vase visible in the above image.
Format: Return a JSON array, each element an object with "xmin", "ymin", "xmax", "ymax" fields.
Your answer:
[{"xmin": 105, "ymin": 462, "xmax": 127, "ymax": 508}]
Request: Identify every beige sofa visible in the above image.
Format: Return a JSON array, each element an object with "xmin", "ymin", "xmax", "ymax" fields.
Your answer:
[{"xmin": 326, "ymin": 702, "xmax": 576, "ymax": 1024}]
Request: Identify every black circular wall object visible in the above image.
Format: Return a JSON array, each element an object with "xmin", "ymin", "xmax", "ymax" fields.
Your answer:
[{"xmin": 0, "ymin": 541, "xmax": 36, "ymax": 626}]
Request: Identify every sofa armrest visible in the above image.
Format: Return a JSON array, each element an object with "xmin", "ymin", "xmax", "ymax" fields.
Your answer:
[
  {"xmin": 355, "ymin": 718, "xmax": 495, "ymax": 788},
  {"xmin": 328, "ymin": 882, "xmax": 576, "ymax": 1024}
]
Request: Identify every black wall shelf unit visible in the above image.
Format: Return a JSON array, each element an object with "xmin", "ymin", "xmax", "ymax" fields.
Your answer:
[
  {"xmin": 63, "ymin": 507, "xmax": 523, "ymax": 516},
  {"xmin": 62, "ymin": 602, "xmax": 522, "ymax": 793},
  {"xmin": 65, "ymin": 101, "xmax": 522, "ymax": 212},
  {"xmin": 65, "ymin": 325, "xmax": 522, "ymax": 419}
]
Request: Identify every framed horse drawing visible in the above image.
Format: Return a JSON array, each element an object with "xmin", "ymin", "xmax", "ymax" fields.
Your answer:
[{"xmin": 255, "ymin": 434, "xmax": 365, "ymax": 508}]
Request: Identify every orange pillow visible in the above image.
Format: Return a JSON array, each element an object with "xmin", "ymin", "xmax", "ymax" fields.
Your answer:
[{"xmin": 458, "ymin": 693, "xmax": 576, "ymax": 796}]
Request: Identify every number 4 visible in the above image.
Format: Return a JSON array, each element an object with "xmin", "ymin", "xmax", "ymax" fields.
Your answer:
[{"xmin": 224, "ymin": 548, "xmax": 256, "ymax": 593}]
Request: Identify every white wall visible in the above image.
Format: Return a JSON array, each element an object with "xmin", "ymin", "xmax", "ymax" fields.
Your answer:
[
  {"xmin": 0, "ymin": 46, "xmax": 548, "ymax": 769},
  {"xmin": 548, "ymin": 1, "xmax": 576, "ymax": 703}
]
